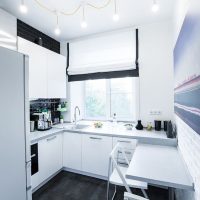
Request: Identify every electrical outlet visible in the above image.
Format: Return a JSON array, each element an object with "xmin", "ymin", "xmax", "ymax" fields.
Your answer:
[{"xmin": 149, "ymin": 110, "xmax": 162, "ymax": 115}]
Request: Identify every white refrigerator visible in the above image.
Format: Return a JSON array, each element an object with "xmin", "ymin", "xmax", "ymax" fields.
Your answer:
[{"xmin": 0, "ymin": 46, "xmax": 32, "ymax": 200}]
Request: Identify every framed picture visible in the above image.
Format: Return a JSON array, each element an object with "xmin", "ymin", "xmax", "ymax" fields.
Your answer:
[{"xmin": 174, "ymin": 0, "xmax": 200, "ymax": 135}]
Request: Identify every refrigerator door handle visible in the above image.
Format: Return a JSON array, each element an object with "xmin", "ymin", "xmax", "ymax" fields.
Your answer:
[{"xmin": 26, "ymin": 161, "xmax": 32, "ymax": 189}]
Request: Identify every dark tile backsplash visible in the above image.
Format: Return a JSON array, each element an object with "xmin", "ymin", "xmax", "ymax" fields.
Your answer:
[
  {"xmin": 17, "ymin": 19, "xmax": 60, "ymax": 54},
  {"xmin": 30, "ymin": 99, "xmax": 61, "ymax": 124}
]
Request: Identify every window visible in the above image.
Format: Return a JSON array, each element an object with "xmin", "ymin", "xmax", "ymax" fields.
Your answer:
[
  {"xmin": 84, "ymin": 77, "xmax": 138, "ymax": 121},
  {"xmin": 85, "ymin": 79, "xmax": 106, "ymax": 118}
]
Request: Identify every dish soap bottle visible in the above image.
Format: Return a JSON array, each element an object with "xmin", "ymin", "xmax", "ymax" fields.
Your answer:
[{"xmin": 112, "ymin": 113, "xmax": 117, "ymax": 126}]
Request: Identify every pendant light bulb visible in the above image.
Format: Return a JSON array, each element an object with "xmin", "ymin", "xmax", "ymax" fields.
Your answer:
[
  {"xmin": 54, "ymin": 26, "xmax": 61, "ymax": 35},
  {"xmin": 19, "ymin": 0, "xmax": 28, "ymax": 14},
  {"xmin": 113, "ymin": 13, "xmax": 119, "ymax": 21},
  {"xmin": 113, "ymin": 0, "xmax": 119, "ymax": 21},
  {"xmin": 152, "ymin": 0, "xmax": 159, "ymax": 12},
  {"xmin": 81, "ymin": 20, "xmax": 87, "ymax": 28},
  {"xmin": 81, "ymin": 6, "xmax": 87, "ymax": 29},
  {"xmin": 54, "ymin": 12, "xmax": 61, "ymax": 35}
]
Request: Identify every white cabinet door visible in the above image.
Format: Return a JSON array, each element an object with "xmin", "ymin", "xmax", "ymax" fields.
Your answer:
[
  {"xmin": 31, "ymin": 173, "xmax": 40, "ymax": 190},
  {"xmin": 18, "ymin": 37, "xmax": 48, "ymax": 98},
  {"xmin": 82, "ymin": 134, "xmax": 112, "ymax": 177},
  {"xmin": 63, "ymin": 132, "xmax": 82, "ymax": 171},
  {"xmin": 47, "ymin": 50, "xmax": 66, "ymax": 98},
  {"xmin": 38, "ymin": 134, "xmax": 63, "ymax": 184}
]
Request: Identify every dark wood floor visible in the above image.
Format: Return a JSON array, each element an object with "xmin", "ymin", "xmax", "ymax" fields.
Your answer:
[{"xmin": 33, "ymin": 171, "xmax": 168, "ymax": 200}]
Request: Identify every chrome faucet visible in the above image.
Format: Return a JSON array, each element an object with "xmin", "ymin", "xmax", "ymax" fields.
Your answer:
[{"xmin": 74, "ymin": 106, "xmax": 80, "ymax": 125}]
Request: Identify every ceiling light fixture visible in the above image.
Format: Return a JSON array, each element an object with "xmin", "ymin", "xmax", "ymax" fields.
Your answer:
[
  {"xmin": 113, "ymin": 0, "xmax": 119, "ymax": 21},
  {"xmin": 152, "ymin": 0, "xmax": 159, "ymax": 12},
  {"xmin": 81, "ymin": 6, "xmax": 87, "ymax": 29},
  {"xmin": 54, "ymin": 11, "xmax": 61, "ymax": 35},
  {"xmin": 33, "ymin": 0, "xmax": 120, "ymax": 32},
  {"xmin": 19, "ymin": 0, "xmax": 28, "ymax": 14}
]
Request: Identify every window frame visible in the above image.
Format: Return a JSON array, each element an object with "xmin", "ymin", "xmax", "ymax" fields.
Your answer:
[{"xmin": 83, "ymin": 78, "xmax": 138, "ymax": 122}]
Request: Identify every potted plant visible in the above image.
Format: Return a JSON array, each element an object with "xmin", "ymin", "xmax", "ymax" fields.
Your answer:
[{"xmin": 60, "ymin": 115, "xmax": 64, "ymax": 124}]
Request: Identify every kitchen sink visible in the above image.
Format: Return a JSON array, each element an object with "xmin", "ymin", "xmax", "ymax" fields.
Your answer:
[
  {"xmin": 64, "ymin": 124, "xmax": 89, "ymax": 130},
  {"xmin": 74, "ymin": 124, "xmax": 89, "ymax": 129}
]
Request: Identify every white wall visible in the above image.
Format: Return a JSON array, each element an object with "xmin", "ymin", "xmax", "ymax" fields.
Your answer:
[
  {"xmin": 0, "ymin": 8, "xmax": 17, "ymax": 50},
  {"xmin": 173, "ymin": 0, "xmax": 190, "ymax": 47},
  {"xmin": 61, "ymin": 43, "xmax": 85, "ymax": 122},
  {"xmin": 68, "ymin": 81, "xmax": 84, "ymax": 122},
  {"xmin": 173, "ymin": 0, "xmax": 200, "ymax": 200},
  {"xmin": 175, "ymin": 117, "xmax": 200, "ymax": 200},
  {"xmin": 139, "ymin": 20, "xmax": 174, "ymax": 127}
]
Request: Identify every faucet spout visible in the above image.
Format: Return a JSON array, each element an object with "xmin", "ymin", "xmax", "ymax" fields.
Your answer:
[{"xmin": 74, "ymin": 106, "xmax": 81, "ymax": 125}]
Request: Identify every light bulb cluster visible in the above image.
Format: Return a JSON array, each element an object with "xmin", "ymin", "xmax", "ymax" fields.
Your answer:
[{"xmin": 19, "ymin": 0, "xmax": 160, "ymax": 36}]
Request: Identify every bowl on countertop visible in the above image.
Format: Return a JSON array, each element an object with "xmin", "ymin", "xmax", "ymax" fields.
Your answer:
[{"xmin": 124, "ymin": 123, "xmax": 133, "ymax": 130}]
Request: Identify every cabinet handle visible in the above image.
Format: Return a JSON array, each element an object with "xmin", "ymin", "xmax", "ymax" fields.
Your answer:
[
  {"xmin": 46, "ymin": 136, "xmax": 57, "ymax": 142},
  {"xmin": 31, "ymin": 154, "xmax": 36, "ymax": 158},
  {"xmin": 89, "ymin": 137, "xmax": 102, "ymax": 140},
  {"xmin": 118, "ymin": 140, "xmax": 131, "ymax": 143}
]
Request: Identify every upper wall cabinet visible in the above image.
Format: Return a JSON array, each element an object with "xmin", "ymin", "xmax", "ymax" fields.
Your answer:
[
  {"xmin": 47, "ymin": 50, "xmax": 66, "ymax": 98},
  {"xmin": 18, "ymin": 37, "xmax": 48, "ymax": 98},
  {"xmin": 18, "ymin": 37, "xmax": 66, "ymax": 99}
]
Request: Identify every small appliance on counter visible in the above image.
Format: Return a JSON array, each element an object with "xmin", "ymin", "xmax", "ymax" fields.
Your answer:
[
  {"xmin": 166, "ymin": 121, "xmax": 177, "ymax": 138},
  {"xmin": 31, "ymin": 112, "xmax": 52, "ymax": 131},
  {"xmin": 135, "ymin": 120, "xmax": 144, "ymax": 130},
  {"xmin": 154, "ymin": 120, "xmax": 161, "ymax": 131}
]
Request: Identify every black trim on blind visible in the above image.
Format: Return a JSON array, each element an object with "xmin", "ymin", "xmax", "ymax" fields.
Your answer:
[
  {"xmin": 68, "ymin": 29, "xmax": 139, "ymax": 82},
  {"xmin": 135, "ymin": 29, "xmax": 139, "ymax": 69},
  {"xmin": 66, "ymin": 43, "xmax": 70, "ymax": 74}
]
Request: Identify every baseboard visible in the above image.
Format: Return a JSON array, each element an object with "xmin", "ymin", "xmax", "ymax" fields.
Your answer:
[{"xmin": 62, "ymin": 167, "xmax": 108, "ymax": 181}]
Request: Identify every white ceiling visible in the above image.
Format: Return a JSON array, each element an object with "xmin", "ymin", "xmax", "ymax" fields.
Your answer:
[{"xmin": 0, "ymin": 0, "xmax": 175, "ymax": 41}]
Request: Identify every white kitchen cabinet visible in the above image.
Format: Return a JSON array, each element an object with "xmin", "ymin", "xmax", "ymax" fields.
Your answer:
[
  {"xmin": 31, "ymin": 172, "xmax": 40, "ymax": 190},
  {"xmin": 38, "ymin": 134, "xmax": 63, "ymax": 184},
  {"xmin": 82, "ymin": 134, "xmax": 112, "ymax": 177},
  {"xmin": 18, "ymin": 37, "xmax": 66, "ymax": 99},
  {"xmin": 63, "ymin": 132, "xmax": 82, "ymax": 171},
  {"xmin": 18, "ymin": 37, "xmax": 48, "ymax": 98},
  {"xmin": 47, "ymin": 50, "xmax": 66, "ymax": 98}
]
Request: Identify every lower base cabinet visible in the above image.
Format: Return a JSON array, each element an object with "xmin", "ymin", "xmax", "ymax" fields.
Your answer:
[
  {"xmin": 63, "ymin": 132, "xmax": 82, "ymax": 171},
  {"xmin": 82, "ymin": 134, "xmax": 112, "ymax": 177},
  {"xmin": 31, "ymin": 134, "xmax": 63, "ymax": 190},
  {"xmin": 39, "ymin": 134, "xmax": 63, "ymax": 184},
  {"xmin": 32, "ymin": 132, "xmax": 134, "ymax": 191}
]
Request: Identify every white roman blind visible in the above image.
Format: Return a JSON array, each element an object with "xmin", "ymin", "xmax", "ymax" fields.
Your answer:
[{"xmin": 68, "ymin": 29, "xmax": 136, "ymax": 75}]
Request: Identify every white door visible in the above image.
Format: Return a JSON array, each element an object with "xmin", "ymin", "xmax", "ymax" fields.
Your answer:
[
  {"xmin": 82, "ymin": 134, "xmax": 112, "ymax": 177},
  {"xmin": 18, "ymin": 37, "xmax": 48, "ymax": 98},
  {"xmin": 39, "ymin": 134, "xmax": 62, "ymax": 184},
  {"xmin": 47, "ymin": 50, "xmax": 66, "ymax": 98},
  {"xmin": 63, "ymin": 132, "xmax": 82, "ymax": 171}
]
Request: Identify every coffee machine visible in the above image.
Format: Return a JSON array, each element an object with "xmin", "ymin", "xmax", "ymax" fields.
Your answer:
[{"xmin": 31, "ymin": 112, "xmax": 52, "ymax": 131}]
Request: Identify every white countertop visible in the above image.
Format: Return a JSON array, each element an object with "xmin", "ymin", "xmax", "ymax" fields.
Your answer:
[
  {"xmin": 30, "ymin": 121, "xmax": 177, "ymax": 146},
  {"xmin": 30, "ymin": 128, "xmax": 63, "ymax": 144},
  {"xmin": 126, "ymin": 144, "xmax": 194, "ymax": 190}
]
